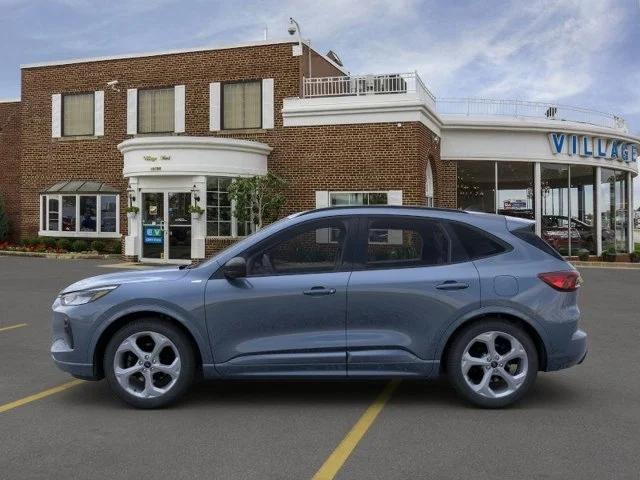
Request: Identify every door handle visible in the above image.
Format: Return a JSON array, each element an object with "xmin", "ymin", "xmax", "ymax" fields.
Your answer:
[
  {"xmin": 303, "ymin": 286, "xmax": 337, "ymax": 296},
  {"xmin": 435, "ymin": 281, "xmax": 469, "ymax": 290}
]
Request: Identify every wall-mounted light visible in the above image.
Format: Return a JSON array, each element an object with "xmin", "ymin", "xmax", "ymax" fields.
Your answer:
[
  {"xmin": 191, "ymin": 185, "xmax": 201, "ymax": 203},
  {"xmin": 127, "ymin": 186, "xmax": 136, "ymax": 204}
]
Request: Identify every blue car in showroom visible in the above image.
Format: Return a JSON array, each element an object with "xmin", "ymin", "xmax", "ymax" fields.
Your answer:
[{"xmin": 51, "ymin": 206, "xmax": 587, "ymax": 409}]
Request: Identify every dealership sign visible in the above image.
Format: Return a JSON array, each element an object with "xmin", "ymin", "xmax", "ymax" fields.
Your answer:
[{"xmin": 548, "ymin": 133, "xmax": 638, "ymax": 163}]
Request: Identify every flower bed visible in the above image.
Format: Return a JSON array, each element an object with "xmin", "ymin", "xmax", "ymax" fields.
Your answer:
[{"xmin": 0, "ymin": 237, "xmax": 121, "ymax": 255}]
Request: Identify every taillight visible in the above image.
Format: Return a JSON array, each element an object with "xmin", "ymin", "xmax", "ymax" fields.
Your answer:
[{"xmin": 538, "ymin": 271, "xmax": 582, "ymax": 292}]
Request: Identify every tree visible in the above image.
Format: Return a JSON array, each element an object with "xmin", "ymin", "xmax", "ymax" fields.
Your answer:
[
  {"xmin": 0, "ymin": 191, "xmax": 9, "ymax": 241},
  {"xmin": 227, "ymin": 173, "xmax": 287, "ymax": 231}
]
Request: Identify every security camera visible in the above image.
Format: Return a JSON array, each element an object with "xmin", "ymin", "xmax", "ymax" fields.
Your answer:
[
  {"xmin": 107, "ymin": 80, "xmax": 120, "ymax": 92},
  {"xmin": 287, "ymin": 24, "xmax": 297, "ymax": 35}
]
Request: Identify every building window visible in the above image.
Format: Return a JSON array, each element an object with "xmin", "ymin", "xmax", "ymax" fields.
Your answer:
[
  {"xmin": 497, "ymin": 162, "xmax": 534, "ymax": 220},
  {"xmin": 329, "ymin": 191, "xmax": 388, "ymax": 206},
  {"xmin": 426, "ymin": 161, "xmax": 434, "ymax": 207},
  {"xmin": 222, "ymin": 81, "xmax": 261, "ymax": 130},
  {"xmin": 138, "ymin": 87, "xmax": 175, "ymax": 133},
  {"xmin": 62, "ymin": 93, "xmax": 94, "ymax": 136},
  {"xmin": 457, "ymin": 161, "xmax": 496, "ymax": 213},
  {"xmin": 40, "ymin": 193, "xmax": 119, "ymax": 237},
  {"xmin": 206, "ymin": 177, "xmax": 253, "ymax": 237},
  {"xmin": 601, "ymin": 168, "xmax": 629, "ymax": 253}
]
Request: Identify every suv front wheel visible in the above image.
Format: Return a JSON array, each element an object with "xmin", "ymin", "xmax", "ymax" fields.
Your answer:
[
  {"xmin": 446, "ymin": 320, "xmax": 538, "ymax": 408},
  {"xmin": 104, "ymin": 319, "xmax": 196, "ymax": 409}
]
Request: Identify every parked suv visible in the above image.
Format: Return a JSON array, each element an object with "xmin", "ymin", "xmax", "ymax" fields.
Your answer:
[{"xmin": 51, "ymin": 207, "xmax": 587, "ymax": 408}]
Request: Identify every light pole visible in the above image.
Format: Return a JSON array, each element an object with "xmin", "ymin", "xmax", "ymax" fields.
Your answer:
[{"xmin": 288, "ymin": 17, "xmax": 312, "ymax": 91}]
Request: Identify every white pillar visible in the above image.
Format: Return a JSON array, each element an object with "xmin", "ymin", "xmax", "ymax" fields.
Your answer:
[
  {"xmin": 125, "ymin": 177, "xmax": 140, "ymax": 258},
  {"xmin": 628, "ymin": 171, "xmax": 634, "ymax": 253},
  {"xmin": 534, "ymin": 162, "xmax": 541, "ymax": 236},
  {"xmin": 595, "ymin": 167, "xmax": 602, "ymax": 256},
  {"xmin": 191, "ymin": 175, "xmax": 207, "ymax": 259}
]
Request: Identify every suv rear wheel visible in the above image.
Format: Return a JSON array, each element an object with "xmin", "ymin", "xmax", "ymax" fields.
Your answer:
[
  {"xmin": 104, "ymin": 319, "xmax": 195, "ymax": 409},
  {"xmin": 446, "ymin": 319, "xmax": 538, "ymax": 408}
]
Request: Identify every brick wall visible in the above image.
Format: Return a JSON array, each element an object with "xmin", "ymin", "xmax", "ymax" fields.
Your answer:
[
  {"xmin": 15, "ymin": 41, "xmax": 447, "ymax": 259},
  {"xmin": 0, "ymin": 101, "xmax": 21, "ymax": 240}
]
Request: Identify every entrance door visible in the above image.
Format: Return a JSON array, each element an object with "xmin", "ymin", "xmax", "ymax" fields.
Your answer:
[
  {"xmin": 141, "ymin": 191, "xmax": 192, "ymax": 262},
  {"xmin": 167, "ymin": 192, "xmax": 192, "ymax": 260},
  {"xmin": 141, "ymin": 192, "xmax": 165, "ymax": 260}
]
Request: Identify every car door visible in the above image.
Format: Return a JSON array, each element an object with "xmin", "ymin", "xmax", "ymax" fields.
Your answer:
[
  {"xmin": 204, "ymin": 217, "xmax": 355, "ymax": 377},
  {"xmin": 346, "ymin": 215, "xmax": 481, "ymax": 377}
]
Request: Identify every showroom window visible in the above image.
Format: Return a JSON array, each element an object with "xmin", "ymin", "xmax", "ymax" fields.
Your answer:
[
  {"xmin": 601, "ymin": 168, "xmax": 629, "ymax": 253},
  {"xmin": 138, "ymin": 87, "xmax": 175, "ymax": 133},
  {"xmin": 457, "ymin": 161, "xmax": 496, "ymax": 213},
  {"xmin": 222, "ymin": 81, "xmax": 262, "ymax": 130},
  {"xmin": 206, "ymin": 177, "xmax": 252, "ymax": 237},
  {"xmin": 497, "ymin": 162, "xmax": 534, "ymax": 220},
  {"xmin": 40, "ymin": 181, "xmax": 120, "ymax": 237},
  {"xmin": 62, "ymin": 93, "xmax": 94, "ymax": 136}
]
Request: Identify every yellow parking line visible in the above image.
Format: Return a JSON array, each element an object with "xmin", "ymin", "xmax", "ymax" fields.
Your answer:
[
  {"xmin": 311, "ymin": 380, "xmax": 400, "ymax": 480},
  {"xmin": 0, "ymin": 379, "xmax": 84, "ymax": 414},
  {"xmin": 0, "ymin": 323, "xmax": 28, "ymax": 333}
]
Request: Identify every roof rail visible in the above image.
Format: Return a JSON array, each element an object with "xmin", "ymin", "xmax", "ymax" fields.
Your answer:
[{"xmin": 299, "ymin": 205, "xmax": 468, "ymax": 216}]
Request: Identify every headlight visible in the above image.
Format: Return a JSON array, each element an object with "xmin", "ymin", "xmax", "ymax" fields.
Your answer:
[{"xmin": 59, "ymin": 286, "xmax": 118, "ymax": 306}]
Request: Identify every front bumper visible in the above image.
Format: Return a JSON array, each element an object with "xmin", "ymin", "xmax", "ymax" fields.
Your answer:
[
  {"xmin": 51, "ymin": 306, "xmax": 100, "ymax": 380},
  {"xmin": 546, "ymin": 329, "xmax": 588, "ymax": 371}
]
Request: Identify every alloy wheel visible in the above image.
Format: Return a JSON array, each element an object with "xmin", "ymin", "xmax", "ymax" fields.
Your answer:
[
  {"xmin": 113, "ymin": 331, "xmax": 181, "ymax": 398},
  {"xmin": 460, "ymin": 331, "xmax": 528, "ymax": 399}
]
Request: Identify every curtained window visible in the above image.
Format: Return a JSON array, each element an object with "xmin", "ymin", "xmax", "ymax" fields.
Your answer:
[
  {"xmin": 63, "ymin": 93, "xmax": 94, "ymax": 136},
  {"xmin": 138, "ymin": 88, "xmax": 175, "ymax": 133},
  {"xmin": 222, "ymin": 81, "xmax": 261, "ymax": 129}
]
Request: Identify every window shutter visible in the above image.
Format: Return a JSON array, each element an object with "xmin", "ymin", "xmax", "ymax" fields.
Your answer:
[
  {"xmin": 94, "ymin": 90, "xmax": 104, "ymax": 136},
  {"xmin": 51, "ymin": 94, "xmax": 61, "ymax": 138},
  {"xmin": 387, "ymin": 190, "xmax": 403, "ymax": 205},
  {"xmin": 209, "ymin": 82, "xmax": 221, "ymax": 131},
  {"xmin": 126, "ymin": 88, "xmax": 137, "ymax": 135},
  {"xmin": 174, "ymin": 85, "xmax": 185, "ymax": 133},
  {"xmin": 262, "ymin": 78, "xmax": 274, "ymax": 129}
]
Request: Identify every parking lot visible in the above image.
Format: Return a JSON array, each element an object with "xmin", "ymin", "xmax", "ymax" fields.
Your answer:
[{"xmin": 1, "ymin": 256, "xmax": 639, "ymax": 479}]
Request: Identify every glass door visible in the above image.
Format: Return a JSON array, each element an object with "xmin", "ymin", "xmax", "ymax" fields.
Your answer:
[
  {"xmin": 168, "ymin": 192, "xmax": 192, "ymax": 260},
  {"xmin": 141, "ymin": 192, "xmax": 165, "ymax": 260}
]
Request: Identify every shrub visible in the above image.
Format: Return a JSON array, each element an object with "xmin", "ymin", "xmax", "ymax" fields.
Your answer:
[
  {"xmin": 109, "ymin": 241, "xmax": 122, "ymax": 254},
  {"xmin": 90, "ymin": 240, "xmax": 106, "ymax": 253},
  {"xmin": 576, "ymin": 249, "xmax": 590, "ymax": 261},
  {"xmin": 21, "ymin": 237, "xmax": 36, "ymax": 247},
  {"xmin": 56, "ymin": 238, "xmax": 72, "ymax": 251},
  {"xmin": 602, "ymin": 246, "xmax": 617, "ymax": 262},
  {"xmin": 41, "ymin": 237, "xmax": 58, "ymax": 249},
  {"xmin": 0, "ymin": 192, "xmax": 9, "ymax": 241},
  {"xmin": 71, "ymin": 239, "xmax": 88, "ymax": 253}
]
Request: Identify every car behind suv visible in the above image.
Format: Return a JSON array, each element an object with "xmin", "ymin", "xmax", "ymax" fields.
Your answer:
[{"xmin": 51, "ymin": 207, "xmax": 587, "ymax": 408}]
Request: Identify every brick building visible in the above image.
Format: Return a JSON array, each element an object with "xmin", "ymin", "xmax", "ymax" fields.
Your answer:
[{"xmin": 0, "ymin": 38, "xmax": 638, "ymax": 262}]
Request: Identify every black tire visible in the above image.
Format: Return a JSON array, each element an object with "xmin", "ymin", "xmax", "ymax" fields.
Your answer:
[
  {"xmin": 446, "ymin": 319, "xmax": 538, "ymax": 408},
  {"xmin": 104, "ymin": 318, "xmax": 196, "ymax": 409}
]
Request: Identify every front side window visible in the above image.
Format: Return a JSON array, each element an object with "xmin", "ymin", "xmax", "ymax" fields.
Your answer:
[
  {"xmin": 247, "ymin": 220, "xmax": 348, "ymax": 276},
  {"xmin": 364, "ymin": 217, "xmax": 450, "ymax": 269},
  {"xmin": 63, "ymin": 93, "xmax": 94, "ymax": 136},
  {"xmin": 222, "ymin": 81, "xmax": 261, "ymax": 129},
  {"xmin": 138, "ymin": 88, "xmax": 175, "ymax": 133},
  {"xmin": 41, "ymin": 193, "xmax": 118, "ymax": 236}
]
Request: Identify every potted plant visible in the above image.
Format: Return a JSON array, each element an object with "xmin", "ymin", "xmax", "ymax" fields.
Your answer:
[
  {"xmin": 188, "ymin": 204, "xmax": 205, "ymax": 218},
  {"xmin": 576, "ymin": 248, "xmax": 590, "ymax": 261},
  {"xmin": 602, "ymin": 245, "xmax": 617, "ymax": 262},
  {"xmin": 125, "ymin": 206, "xmax": 139, "ymax": 219}
]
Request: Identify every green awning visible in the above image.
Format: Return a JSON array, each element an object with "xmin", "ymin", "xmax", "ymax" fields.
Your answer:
[{"xmin": 42, "ymin": 180, "xmax": 119, "ymax": 194}]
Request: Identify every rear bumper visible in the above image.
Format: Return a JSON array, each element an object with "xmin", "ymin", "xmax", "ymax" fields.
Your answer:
[{"xmin": 546, "ymin": 329, "xmax": 587, "ymax": 371}]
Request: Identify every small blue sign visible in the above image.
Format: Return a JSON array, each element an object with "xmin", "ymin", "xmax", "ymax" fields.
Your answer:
[{"xmin": 144, "ymin": 226, "xmax": 163, "ymax": 245}]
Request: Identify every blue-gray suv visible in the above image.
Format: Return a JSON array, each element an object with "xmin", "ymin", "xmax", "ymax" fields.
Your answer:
[{"xmin": 51, "ymin": 207, "xmax": 587, "ymax": 408}]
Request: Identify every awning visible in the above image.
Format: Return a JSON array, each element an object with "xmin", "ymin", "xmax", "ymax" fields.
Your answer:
[{"xmin": 41, "ymin": 180, "xmax": 120, "ymax": 194}]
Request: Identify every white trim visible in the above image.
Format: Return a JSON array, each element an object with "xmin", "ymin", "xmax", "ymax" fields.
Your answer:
[
  {"xmin": 388, "ymin": 190, "xmax": 403, "ymax": 205},
  {"xmin": 209, "ymin": 82, "xmax": 221, "ymax": 131},
  {"xmin": 0, "ymin": 98, "xmax": 20, "ymax": 103},
  {"xmin": 262, "ymin": 78, "xmax": 275, "ymax": 129},
  {"xmin": 595, "ymin": 166, "xmax": 602, "ymax": 256},
  {"xmin": 315, "ymin": 191, "xmax": 329, "ymax": 208},
  {"xmin": 38, "ymin": 230, "xmax": 121, "ymax": 239},
  {"xmin": 94, "ymin": 90, "xmax": 104, "ymax": 136},
  {"xmin": 628, "ymin": 171, "xmax": 633, "ymax": 253},
  {"xmin": 534, "ymin": 162, "xmax": 542, "ymax": 236},
  {"xmin": 174, "ymin": 85, "xmax": 185, "ymax": 133},
  {"xmin": 51, "ymin": 94, "xmax": 61, "ymax": 138},
  {"xmin": 20, "ymin": 38, "xmax": 348, "ymax": 70},
  {"xmin": 40, "ymin": 193, "xmax": 120, "ymax": 236},
  {"xmin": 126, "ymin": 89, "xmax": 137, "ymax": 135}
]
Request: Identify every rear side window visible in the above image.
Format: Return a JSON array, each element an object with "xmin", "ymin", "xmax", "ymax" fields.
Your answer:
[
  {"xmin": 447, "ymin": 222, "xmax": 507, "ymax": 260},
  {"xmin": 364, "ymin": 217, "xmax": 450, "ymax": 269},
  {"xmin": 512, "ymin": 224, "xmax": 564, "ymax": 260}
]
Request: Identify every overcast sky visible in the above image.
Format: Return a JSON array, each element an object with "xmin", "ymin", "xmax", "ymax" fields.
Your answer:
[{"xmin": 1, "ymin": 0, "xmax": 639, "ymax": 201}]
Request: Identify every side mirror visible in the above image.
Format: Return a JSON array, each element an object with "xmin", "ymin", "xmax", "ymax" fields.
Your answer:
[{"xmin": 222, "ymin": 257, "xmax": 247, "ymax": 279}]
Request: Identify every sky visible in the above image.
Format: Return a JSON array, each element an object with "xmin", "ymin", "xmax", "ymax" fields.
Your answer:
[{"xmin": 1, "ymin": 0, "xmax": 639, "ymax": 199}]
